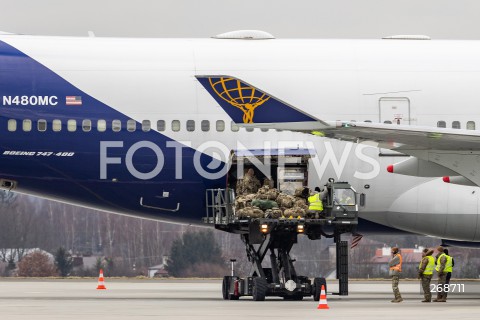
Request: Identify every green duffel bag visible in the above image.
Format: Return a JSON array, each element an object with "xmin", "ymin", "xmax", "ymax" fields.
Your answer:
[{"xmin": 251, "ymin": 199, "xmax": 278, "ymax": 211}]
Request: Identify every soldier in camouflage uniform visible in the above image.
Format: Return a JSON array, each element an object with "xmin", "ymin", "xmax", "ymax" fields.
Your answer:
[
  {"xmin": 263, "ymin": 176, "xmax": 274, "ymax": 188},
  {"xmin": 418, "ymin": 248, "xmax": 435, "ymax": 302},
  {"xmin": 433, "ymin": 246, "xmax": 453, "ymax": 302},
  {"xmin": 442, "ymin": 248, "xmax": 454, "ymax": 301},
  {"xmin": 235, "ymin": 179, "xmax": 244, "ymax": 196},
  {"xmin": 388, "ymin": 247, "xmax": 403, "ymax": 303},
  {"xmin": 238, "ymin": 168, "xmax": 261, "ymax": 195}
]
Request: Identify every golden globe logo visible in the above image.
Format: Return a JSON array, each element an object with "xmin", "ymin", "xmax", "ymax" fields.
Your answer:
[{"xmin": 209, "ymin": 77, "xmax": 270, "ymax": 123}]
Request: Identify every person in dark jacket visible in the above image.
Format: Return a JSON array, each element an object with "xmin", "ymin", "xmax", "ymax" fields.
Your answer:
[{"xmin": 443, "ymin": 248, "xmax": 454, "ymax": 301}]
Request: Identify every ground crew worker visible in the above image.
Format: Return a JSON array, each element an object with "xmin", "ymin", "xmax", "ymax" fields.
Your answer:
[
  {"xmin": 433, "ymin": 246, "xmax": 452, "ymax": 302},
  {"xmin": 443, "ymin": 248, "xmax": 454, "ymax": 301},
  {"xmin": 418, "ymin": 248, "xmax": 435, "ymax": 302},
  {"xmin": 308, "ymin": 187, "xmax": 326, "ymax": 218},
  {"xmin": 389, "ymin": 247, "xmax": 403, "ymax": 303}
]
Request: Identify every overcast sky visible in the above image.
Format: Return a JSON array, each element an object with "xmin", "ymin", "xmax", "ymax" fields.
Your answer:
[{"xmin": 0, "ymin": 0, "xmax": 479, "ymax": 39}]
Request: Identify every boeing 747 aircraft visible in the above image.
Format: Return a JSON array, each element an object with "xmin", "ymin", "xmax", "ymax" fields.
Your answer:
[{"xmin": 1, "ymin": 30, "xmax": 480, "ymax": 247}]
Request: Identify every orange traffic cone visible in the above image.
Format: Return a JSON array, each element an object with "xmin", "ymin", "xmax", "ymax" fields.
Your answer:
[
  {"xmin": 96, "ymin": 269, "xmax": 107, "ymax": 290},
  {"xmin": 317, "ymin": 285, "xmax": 329, "ymax": 309}
]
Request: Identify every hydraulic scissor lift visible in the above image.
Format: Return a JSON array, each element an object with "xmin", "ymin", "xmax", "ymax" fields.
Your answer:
[{"xmin": 204, "ymin": 179, "xmax": 357, "ymax": 301}]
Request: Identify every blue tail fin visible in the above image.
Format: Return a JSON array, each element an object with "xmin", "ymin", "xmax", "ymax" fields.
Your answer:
[{"xmin": 196, "ymin": 76, "xmax": 317, "ymax": 124}]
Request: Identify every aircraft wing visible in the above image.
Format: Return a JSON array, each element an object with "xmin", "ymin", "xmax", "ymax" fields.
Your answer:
[{"xmin": 319, "ymin": 122, "xmax": 480, "ymax": 151}]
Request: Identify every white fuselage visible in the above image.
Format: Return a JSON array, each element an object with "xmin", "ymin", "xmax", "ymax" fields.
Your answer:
[{"xmin": 1, "ymin": 35, "xmax": 480, "ymax": 241}]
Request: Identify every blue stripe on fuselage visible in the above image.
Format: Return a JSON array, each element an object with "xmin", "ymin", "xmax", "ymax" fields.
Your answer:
[{"xmin": 0, "ymin": 40, "xmax": 226, "ymax": 224}]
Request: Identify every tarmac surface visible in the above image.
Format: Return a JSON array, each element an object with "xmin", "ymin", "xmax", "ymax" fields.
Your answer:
[{"xmin": 0, "ymin": 279, "xmax": 479, "ymax": 319}]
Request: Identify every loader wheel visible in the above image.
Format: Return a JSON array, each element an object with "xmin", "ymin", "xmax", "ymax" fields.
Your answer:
[
  {"xmin": 252, "ymin": 277, "xmax": 267, "ymax": 301},
  {"xmin": 313, "ymin": 277, "xmax": 327, "ymax": 301},
  {"xmin": 223, "ymin": 276, "xmax": 240, "ymax": 300}
]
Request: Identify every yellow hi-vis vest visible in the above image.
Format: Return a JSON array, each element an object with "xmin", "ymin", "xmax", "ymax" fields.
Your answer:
[
  {"xmin": 419, "ymin": 256, "xmax": 435, "ymax": 275},
  {"xmin": 435, "ymin": 253, "xmax": 453, "ymax": 273},
  {"xmin": 308, "ymin": 193, "xmax": 323, "ymax": 211}
]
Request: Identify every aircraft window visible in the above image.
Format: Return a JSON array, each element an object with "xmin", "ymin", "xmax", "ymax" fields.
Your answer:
[
  {"xmin": 23, "ymin": 119, "xmax": 32, "ymax": 132},
  {"xmin": 246, "ymin": 127, "xmax": 254, "ymax": 132},
  {"xmin": 452, "ymin": 121, "xmax": 461, "ymax": 129},
  {"xmin": 52, "ymin": 119, "xmax": 62, "ymax": 132},
  {"xmin": 437, "ymin": 121, "xmax": 446, "ymax": 128},
  {"xmin": 68, "ymin": 120, "xmax": 77, "ymax": 132},
  {"xmin": 8, "ymin": 119, "xmax": 17, "ymax": 132},
  {"xmin": 186, "ymin": 120, "xmax": 195, "ymax": 132},
  {"xmin": 172, "ymin": 120, "xmax": 180, "ymax": 132},
  {"xmin": 231, "ymin": 121, "xmax": 239, "ymax": 132},
  {"xmin": 365, "ymin": 120, "xmax": 372, "ymax": 123},
  {"xmin": 216, "ymin": 120, "xmax": 225, "ymax": 132},
  {"xmin": 350, "ymin": 120, "xmax": 357, "ymax": 122},
  {"xmin": 201, "ymin": 120, "xmax": 210, "ymax": 132},
  {"xmin": 98, "ymin": 120, "xmax": 107, "ymax": 132},
  {"xmin": 96, "ymin": 120, "xmax": 106, "ymax": 132},
  {"xmin": 142, "ymin": 120, "xmax": 151, "ymax": 132},
  {"xmin": 82, "ymin": 120, "xmax": 92, "ymax": 132},
  {"xmin": 157, "ymin": 120, "xmax": 165, "ymax": 131},
  {"xmin": 127, "ymin": 120, "xmax": 136, "ymax": 132},
  {"xmin": 467, "ymin": 121, "xmax": 476, "ymax": 130},
  {"xmin": 38, "ymin": 119, "xmax": 47, "ymax": 132},
  {"xmin": 383, "ymin": 120, "xmax": 392, "ymax": 124},
  {"xmin": 112, "ymin": 120, "xmax": 121, "ymax": 132},
  {"xmin": 261, "ymin": 128, "xmax": 269, "ymax": 132},
  {"xmin": 276, "ymin": 129, "xmax": 283, "ymax": 132}
]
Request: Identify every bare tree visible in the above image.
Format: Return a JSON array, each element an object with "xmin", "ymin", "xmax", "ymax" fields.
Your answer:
[{"xmin": 17, "ymin": 252, "xmax": 57, "ymax": 277}]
